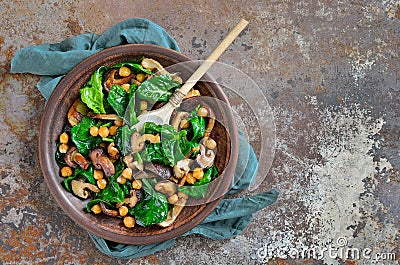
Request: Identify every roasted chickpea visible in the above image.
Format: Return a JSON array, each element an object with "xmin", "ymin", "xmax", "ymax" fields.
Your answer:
[
  {"xmin": 90, "ymin": 126, "xmax": 99, "ymax": 137},
  {"xmin": 123, "ymin": 216, "xmax": 135, "ymax": 228},
  {"xmin": 119, "ymin": 206, "xmax": 129, "ymax": 217},
  {"xmin": 121, "ymin": 83, "xmax": 130, "ymax": 93},
  {"xmin": 59, "ymin": 143, "xmax": 69, "ymax": 153},
  {"xmin": 109, "ymin": 125, "xmax": 118, "ymax": 136},
  {"xmin": 119, "ymin": 66, "xmax": 131, "ymax": 77},
  {"xmin": 117, "ymin": 176, "xmax": 127, "ymax": 185},
  {"xmin": 93, "ymin": 169, "xmax": 104, "ymax": 180},
  {"xmin": 121, "ymin": 168, "xmax": 133, "ymax": 180},
  {"xmin": 136, "ymin": 73, "xmax": 146, "ymax": 83},
  {"xmin": 193, "ymin": 168, "xmax": 204, "ymax": 180},
  {"xmin": 206, "ymin": 138, "xmax": 217, "ymax": 150},
  {"xmin": 132, "ymin": 179, "xmax": 142, "ymax": 190},
  {"xmin": 98, "ymin": 126, "xmax": 109, "ymax": 138},
  {"xmin": 97, "ymin": 178, "xmax": 107, "ymax": 189},
  {"xmin": 61, "ymin": 166, "xmax": 73, "ymax": 177},
  {"xmin": 59, "ymin": 132, "xmax": 69, "ymax": 144},
  {"xmin": 197, "ymin": 107, "xmax": 208, "ymax": 117},
  {"xmin": 185, "ymin": 172, "xmax": 196, "ymax": 185},
  {"xmin": 91, "ymin": 204, "xmax": 102, "ymax": 214},
  {"xmin": 180, "ymin": 119, "xmax": 190, "ymax": 129}
]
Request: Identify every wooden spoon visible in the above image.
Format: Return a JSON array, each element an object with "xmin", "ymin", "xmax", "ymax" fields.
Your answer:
[{"xmin": 133, "ymin": 19, "xmax": 249, "ymax": 130}]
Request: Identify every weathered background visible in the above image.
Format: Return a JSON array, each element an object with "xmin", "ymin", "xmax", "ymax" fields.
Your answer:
[{"xmin": 0, "ymin": 1, "xmax": 399, "ymax": 264}]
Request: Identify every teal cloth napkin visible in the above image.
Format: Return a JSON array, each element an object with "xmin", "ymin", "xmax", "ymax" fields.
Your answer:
[{"xmin": 10, "ymin": 18, "xmax": 278, "ymax": 259}]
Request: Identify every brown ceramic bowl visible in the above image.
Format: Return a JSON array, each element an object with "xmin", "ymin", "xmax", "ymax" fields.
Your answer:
[{"xmin": 39, "ymin": 44, "xmax": 238, "ymax": 245}]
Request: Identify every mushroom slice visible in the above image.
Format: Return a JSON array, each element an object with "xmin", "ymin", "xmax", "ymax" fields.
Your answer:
[
  {"xmin": 68, "ymin": 99, "xmax": 88, "ymax": 126},
  {"xmin": 103, "ymin": 69, "xmax": 134, "ymax": 92},
  {"xmin": 71, "ymin": 179, "xmax": 100, "ymax": 199},
  {"xmin": 154, "ymin": 180, "xmax": 177, "ymax": 197},
  {"xmin": 146, "ymin": 163, "xmax": 173, "ymax": 180},
  {"xmin": 65, "ymin": 146, "xmax": 90, "ymax": 169},
  {"xmin": 107, "ymin": 142, "xmax": 119, "ymax": 160},
  {"xmin": 89, "ymin": 147, "xmax": 115, "ymax": 176},
  {"xmin": 123, "ymin": 155, "xmax": 144, "ymax": 171},
  {"xmin": 100, "ymin": 202, "xmax": 118, "ymax": 217},
  {"xmin": 171, "ymin": 111, "xmax": 189, "ymax": 131},
  {"xmin": 173, "ymin": 158, "xmax": 193, "ymax": 179},
  {"xmin": 130, "ymin": 132, "xmax": 161, "ymax": 153},
  {"xmin": 158, "ymin": 192, "xmax": 189, "ymax": 227},
  {"xmin": 122, "ymin": 190, "xmax": 139, "ymax": 208},
  {"xmin": 196, "ymin": 144, "xmax": 215, "ymax": 169}
]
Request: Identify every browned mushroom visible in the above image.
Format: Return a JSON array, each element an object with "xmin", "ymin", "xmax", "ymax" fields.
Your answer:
[
  {"xmin": 130, "ymin": 132, "xmax": 161, "ymax": 153},
  {"xmin": 103, "ymin": 69, "xmax": 134, "ymax": 92},
  {"xmin": 107, "ymin": 142, "xmax": 119, "ymax": 160},
  {"xmin": 146, "ymin": 163, "xmax": 173, "ymax": 180},
  {"xmin": 173, "ymin": 158, "xmax": 192, "ymax": 179},
  {"xmin": 158, "ymin": 192, "xmax": 189, "ymax": 227},
  {"xmin": 89, "ymin": 147, "xmax": 115, "ymax": 176},
  {"xmin": 154, "ymin": 180, "xmax": 177, "ymax": 197},
  {"xmin": 67, "ymin": 99, "xmax": 87, "ymax": 126},
  {"xmin": 171, "ymin": 111, "xmax": 189, "ymax": 131},
  {"xmin": 64, "ymin": 146, "xmax": 90, "ymax": 169},
  {"xmin": 71, "ymin": 179, "xmax": 100, "ymax": 199},
  {"xmin": 196, "ymin": 144, "xmax": 215, "ymax": 168},
  {"xmin": 100, "ymin": 202, "xmax": 118, "ymax": 217}
]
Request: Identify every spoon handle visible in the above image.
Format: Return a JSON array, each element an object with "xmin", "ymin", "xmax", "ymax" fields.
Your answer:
[{"xmin": 171, "ymin": 19, "xmax": 249, "ymax": 106}]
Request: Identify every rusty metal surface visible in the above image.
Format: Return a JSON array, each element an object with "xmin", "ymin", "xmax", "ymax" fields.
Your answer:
[{"xmin": 0, "ymin": 1, "xmax": 399, "ymax": 264}]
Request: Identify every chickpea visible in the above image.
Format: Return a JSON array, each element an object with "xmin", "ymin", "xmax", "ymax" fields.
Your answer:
[
  {"xmin": 97, "ymin": 178, "xmax": 107, "ymax": 189},
  {"xmin": 185, "ymin": 172, "xmax": 196, "ymax": 185},
  {"xmin": 136, "ymin": 73, "xmax": 146, "ymax": 83},
  {"xmin": 119, "ymin": 66, "xmax": 131, "ymax": 77},
  {"xmin": 121, "ymin": 83, "xmax": 131, "ymax": 93},
  {"xmin": 180, "ymin": 120, "xmax": 190, "ymax": 129},
  {"xmin": 193, "ymin": 168, "xmax": 204, "ymax": 180},
  {"xmin": 91, "ymin": 204, "xmax": 102, "ymax": 214},
  {"xmin": 59, "ymin": 132, "xmax": 69, "ymax": 144},
  {"xmin": 197, "ymin": 107, "xmax": 208, "ymax": 117},
  {"xmin": 119, "ymin": 206, "xmax": 129, "ymax": 217},
  {"xmin": 117, "ymin": 176, "xmax": 127, "ymax": 185},
  {"xmin": 121, "ymin": 168, "xmax": 133, "ymax": 180},
  {"xmin": 139, "ymin": 100, "xmax": 148, "ymax": 111},
  {"xmin": 123, "ymin": 216, "xmax": 135, "ymax": 228},
  {"xmin": 60, "ymin": 166, "xmax": 73, "ymax": 177},
  {"xmin": 98, "ymin": 126, "xmax": 109, "ymax": 138},
  {"xmin": 109, "ymin": 125, "xmax": 118, "ymax": 136},
  {"xmin": 93, "ymin": 169, "xmax": 104, "ymax": 180},
  {"xmin": 90, "ymin": 126, "xmax": 99, "ymax": 137},
  {"xmin": 59, "ymin": 143, "xmax": 69, "ymax": 153},
  {"xmin": 132, "ymin": 179, "xmax": 142, "ymax": 190},
  {"xmin": 206, "ymin": 138, "xmax": 217, "ymax": 150}
]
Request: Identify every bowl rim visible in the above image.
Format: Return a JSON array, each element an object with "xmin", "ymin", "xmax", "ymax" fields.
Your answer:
[{"xmin": 39, "ymin": 44, "xmax": 239, "ymax": 244}]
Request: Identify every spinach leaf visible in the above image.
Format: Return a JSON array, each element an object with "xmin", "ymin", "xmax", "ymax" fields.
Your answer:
[
  {"xmin": 55, "ymin": 142, "xmax": 67, "ymax": 166},
  {"xmin": 80, "ymin": 66, "xmax": 108, "ymax": 114},
  {"xmin": 130, "ymin": 179, "xmax": 169, "ymax": 226},
  {"xmin": 107, "ymin": 84, "xmax": 129, "ymax": 117},
  {"xmin": 140, "ymin": 122, "xmax": 191, "ymax": 167},
  {"xmin": 115, "ymin": 125, "xmax": 136, "ymax": 156},
  {"xmin": 137, "ymin": 74, "xmax": 181, "ymax": 102},
  {"xmin": 125, "ymin": 84, "xmax": 139, "ymax": 126},
  {"xmin": 70, "ymin": 116, "xmax": 102, "ymax": 155}
]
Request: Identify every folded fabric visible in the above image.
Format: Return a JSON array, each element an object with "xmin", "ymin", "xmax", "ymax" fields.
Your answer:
[{"xmin": 10, "ymin": 18, "xmax": 278, "ymax": 259}]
